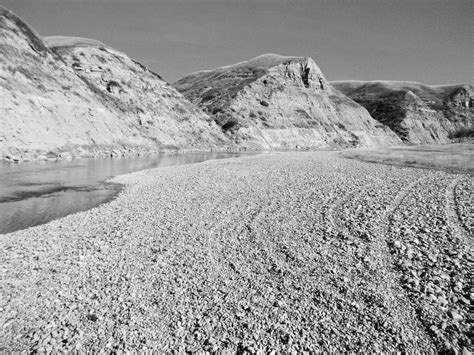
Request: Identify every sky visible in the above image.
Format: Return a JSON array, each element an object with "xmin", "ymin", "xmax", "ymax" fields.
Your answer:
[{"xmin": 2, "ymin": 0, "xmax": 472, "ymax": 84}]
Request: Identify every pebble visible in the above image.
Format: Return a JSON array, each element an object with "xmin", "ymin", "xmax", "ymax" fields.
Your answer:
[
  {"xmin": 1, "ymin": 152, "xmax": 471, "ymax": 353},
  {"xmin": 448, "ymin": 310, "xmax": 463, "ymax": 322}
]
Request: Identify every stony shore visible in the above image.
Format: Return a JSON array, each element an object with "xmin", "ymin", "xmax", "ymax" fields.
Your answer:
[
  {"xmin": 1, "ymin": 152, "xmax": 472, "ymax": 353},
  {"xmin": 1, "ymin": 143, "xmax": 241, "ymax": 164}
]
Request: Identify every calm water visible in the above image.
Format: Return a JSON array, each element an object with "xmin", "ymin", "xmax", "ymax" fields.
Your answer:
[{"xmin": 0, "ymin": 152, "xmax": 244, "ymax": 234}]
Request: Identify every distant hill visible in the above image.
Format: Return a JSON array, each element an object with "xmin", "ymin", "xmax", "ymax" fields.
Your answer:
[
  {"xmin": 332, "ymin": 80, "xmax": 473, "ymax": 144},
  {"xmin": 0, "ymin": 6, "xmax": 229, "ymax": 162},
  {"xmin": 174, "ymin": 54, "xmax": 401, "ymax": 149}
]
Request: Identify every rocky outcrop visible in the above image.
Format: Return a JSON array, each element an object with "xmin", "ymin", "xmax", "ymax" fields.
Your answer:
[
  {"xmin": 0, "ymin": 7, "xmax": 229, "ymax": 162},
  {"xmin": 332, "ymin": 81, "xmax": 473, "ymax": 144},
  {"xmin": 174, "ymin": 54, "xmax": 401, "ymax": 149}
]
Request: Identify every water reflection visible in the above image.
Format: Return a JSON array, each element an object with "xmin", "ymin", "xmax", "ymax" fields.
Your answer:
[{"xmin": 0, "ymin": 152, "xmax": 245, "ymax": 234}]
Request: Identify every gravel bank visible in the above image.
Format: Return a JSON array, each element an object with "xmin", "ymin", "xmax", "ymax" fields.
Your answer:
[{"xmin": 1, "ymin": 151, "xmax": 472, "ymax": 353}]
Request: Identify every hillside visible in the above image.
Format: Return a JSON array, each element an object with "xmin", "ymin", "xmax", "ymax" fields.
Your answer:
[
  {"xmin": 45, "ymin": 35, "xmax": 230, "ymax": 154},
  {"xmin": 332, "ymin": 81, "xmax": 473, "ymax": 144},
  {"xmin": 0, "ymin": 7, "xmax": 229, "ymax": 162},
  {"xmin": 174, "ymin": 54, "xmax": 401, "ymax": 150}
]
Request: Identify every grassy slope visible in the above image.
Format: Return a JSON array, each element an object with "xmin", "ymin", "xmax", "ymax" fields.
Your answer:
[{"xmin": 341, "ymin": 142, "xmax": 474, "ymax": 175}]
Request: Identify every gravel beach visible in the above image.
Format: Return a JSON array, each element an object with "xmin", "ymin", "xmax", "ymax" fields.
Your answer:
[{"xmin": 1, "ymin": 151, "xmax": 472, "ymax": 353}]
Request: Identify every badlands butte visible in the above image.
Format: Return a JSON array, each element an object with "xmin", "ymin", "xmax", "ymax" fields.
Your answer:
[{"xmin": 1, "ymin": 6, "xmax": 472, "ymax": 161}]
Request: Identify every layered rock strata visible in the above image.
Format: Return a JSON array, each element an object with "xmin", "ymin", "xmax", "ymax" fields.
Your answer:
[
  {"xmin": 174, "ymin": 54, "xmax": 401, "ymax": 149},
  {"xmin": 46, "ymin": 36, "xmax": 229, "ymax": 154},
  {"xmin": 0, "ymin": 7, "xmax": 228, "ymax": 162},
  {"xmin": 332, "ymin": 81, "xmax": 473, "ymax": 144}
]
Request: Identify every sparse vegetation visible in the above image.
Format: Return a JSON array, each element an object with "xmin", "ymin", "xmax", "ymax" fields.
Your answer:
[
  {"xmin": 222, "ymin": 118, "xmax": 240, "ymax": 131},
  {"xmin": 349, "ymin": 132, "xmax": 360, "ymax": 146},
  {"xmin": 106, "ymin": 80, "xmax": 121, "ymax": 93},
  {"xmin": 295, "ymin": 108, "xmax": 313, "ymax": 120},
  {"xmin": 201, "ymin": 94, "xmax": 215, "ymax": 102},
  {"xmin": 342, "ymin": 143, "xmax": 474, "ymax": 174},
  {"xmin": 448, "ymin": 127, "xmax": 474, "ymax": 139}
]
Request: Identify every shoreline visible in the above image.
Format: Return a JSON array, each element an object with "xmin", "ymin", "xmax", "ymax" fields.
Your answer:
[
  {"xmin": 0, "ymin": 144, "xmax": 250, "ymax": 164},
  {"xmin": 0, "ymin": 152, "xmax": 261, "ymax": 234},
  {"xmin": 0, "ymin": 139, "xmax": 404, "ymax": 164}
]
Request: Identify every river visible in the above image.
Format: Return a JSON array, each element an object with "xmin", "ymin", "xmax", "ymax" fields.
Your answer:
[{"xmin": 0, "ymin": 152, "xmax": 245, "ymax": 234}]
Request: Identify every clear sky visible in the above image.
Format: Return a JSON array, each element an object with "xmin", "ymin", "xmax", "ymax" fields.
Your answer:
[{"xmin": 3, "ymin": 0, "xmax": 473, "ymax": 84}]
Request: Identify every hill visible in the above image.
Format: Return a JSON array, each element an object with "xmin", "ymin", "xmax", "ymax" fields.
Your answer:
[
  {"xmin": 332, "ymin": 80, "xmax": 473, "ymax": 144},
  {"xmin": 174, "ymin": 54, "xmax": 401, "ymax": 149},
  {"xmin": 0, "ymin": 7, "xmax": 229, "ymax": 162},
  {"xmin": 45, "ymin": 35, "xmax": 229, "ymax": 154}
]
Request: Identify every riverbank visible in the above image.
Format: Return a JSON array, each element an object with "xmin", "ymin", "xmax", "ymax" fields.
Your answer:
[
  {"xmin": 1, "ymin": 152, "xmax": 472, "ymax": 352},
  {"xmin": 0, "ymin": 142, "xmax": 246, "ymax": 163},
  {"xmin": 341, "ymin": 142, "xmax": 474, "ymax": 175},
  {"xmin": 0, "ymin": 152, "xmax": 249, "ymax": 234}
]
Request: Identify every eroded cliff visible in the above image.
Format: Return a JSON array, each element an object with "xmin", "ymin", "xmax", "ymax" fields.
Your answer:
[
  {"xmin": 174, "ymin": 54, "xmax": 401, "ymax": 149},
  {"xmin": 46, "ymin": 36, "xmax": 229, "ymax": 153},
  {"xmin": 0, "ymin": 7, "xmax": 228, "ymax": 162},
  {"xmin": 332, "ymin": 81, "xmax": 473, "ymax": 144}
]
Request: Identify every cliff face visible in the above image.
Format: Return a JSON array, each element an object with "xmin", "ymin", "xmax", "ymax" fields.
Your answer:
[
  {"xmin": 332, "ymin": 81, "xmax": 473, "ymax": 144},
  {"xmin": 174, "ymin": 54, "xmax": 401, "ymax": 149},
  {"xmin": 0, "ymin": 7, "xmax": 228, "ymax": 162}
]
